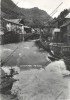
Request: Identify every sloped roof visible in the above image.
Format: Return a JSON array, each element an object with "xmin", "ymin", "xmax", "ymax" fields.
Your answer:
[
  {"xmin": 3, "ymin": 18, "xmax": 23, "ymax": 25},
  {"xmin": 65, "ymin": 13, "xmax": 70, "ymax": 18},
  {"xmin": 60, "ymin": 20, "xmax": 70, "ymax": 27},
  {"xmin": 3, "ymin": 18, "xmax": 31, "ymax": 28},
  {"xmin": 53, "ymin": 28, "xmax": 60, "ymax": 32},
  {"xmin": 24, "ymin": 26, "xmax": 30, "ymax": 28}
]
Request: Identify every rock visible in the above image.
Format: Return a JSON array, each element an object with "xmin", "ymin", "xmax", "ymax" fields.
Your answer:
[
  {"xmin": 2, "ymin": 67, "xmax": 10, "ymax": 76},
  {"xmin": 45, "ymin": 59, "xmax": 70, "ymax": 76}
]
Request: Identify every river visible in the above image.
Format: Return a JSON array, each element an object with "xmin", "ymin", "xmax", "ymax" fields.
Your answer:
[{"xmin": 1, "ymin": 40, "xmax": 49, "ymax": 67}]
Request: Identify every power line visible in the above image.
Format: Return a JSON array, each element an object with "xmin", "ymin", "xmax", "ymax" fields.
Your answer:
[
  {"xmin": 1, "ymin": 42, "xmax": 23, "ymax": 66},
  {"xmin": 50, "ymin": 2, "xmax": 63, "ymax": 16},
  {"xmin": 45, "ymin": 2, "xmax": 63, "ymax": 25},
  {"xmin": 15, "ymin": 0, "xmax": 21, "ymax": 6},
  {"xmin": 45, "ymin": 10, "xmax": 58, "ymax": 25},
  {"xmin": 1, "ymin": 47, "xmax": 18, "ymax": 66}
]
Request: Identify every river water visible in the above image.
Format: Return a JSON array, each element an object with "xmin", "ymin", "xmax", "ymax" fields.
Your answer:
[{"xmin": 1, "ymin": 40, "xmax": 49, "ymax": 67}]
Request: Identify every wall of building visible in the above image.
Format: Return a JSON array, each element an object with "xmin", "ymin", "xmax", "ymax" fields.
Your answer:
[{"xmin": 67, "ymin": 24, "xmax": 70, "ymax": 34}]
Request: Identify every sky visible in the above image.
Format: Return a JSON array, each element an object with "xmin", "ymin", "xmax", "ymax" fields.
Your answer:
[{"xmin": 12, "ymin": 0, "xmax": 70, "ymax": 18}]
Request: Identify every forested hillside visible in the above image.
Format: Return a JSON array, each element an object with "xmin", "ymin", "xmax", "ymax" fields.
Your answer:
[{"xmin": 1, "ymin": 0, "xmax": 52, "ymax": 27}]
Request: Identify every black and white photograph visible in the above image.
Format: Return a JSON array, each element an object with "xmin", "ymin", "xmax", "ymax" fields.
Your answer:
[{"xmin": 0, "ymin": 0, "xmax": 70, "ymax": 100}]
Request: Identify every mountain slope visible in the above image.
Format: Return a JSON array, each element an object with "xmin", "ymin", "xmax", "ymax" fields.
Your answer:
[{"xmin": 1, "ymin": 0, "xmax": 52, "ymax": 27}]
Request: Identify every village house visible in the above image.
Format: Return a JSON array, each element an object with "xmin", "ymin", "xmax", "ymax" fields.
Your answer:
[
  {"xmin": 1, "ymin": 18, "xmax": 24, "ymax": 44},
  {"xmin": 60, "ymin": 13, "xmax": 70, "ymax": 44},
  {"xmin": 47, "ymin": 13, "xmax": 70, "ymax": 59},
  {"xmin": 1, "ymin": 18, "xmax": 31, "ymax": 44}
]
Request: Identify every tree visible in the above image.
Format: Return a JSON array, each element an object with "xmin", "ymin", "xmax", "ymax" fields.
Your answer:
[{"xmin": 58, "ymin": 9, "xmax": 69, "ymax": 20}]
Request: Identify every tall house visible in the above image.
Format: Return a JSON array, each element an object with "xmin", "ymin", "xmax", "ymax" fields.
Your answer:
[{"xmin": 60, "ymin": 13, "xmax": 70, "ymax": 44}]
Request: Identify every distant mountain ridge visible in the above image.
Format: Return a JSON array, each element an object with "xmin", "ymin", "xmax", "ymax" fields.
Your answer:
[{"xmin": 1, "ymin": 0, "xmax": 52, "ymax": 27}]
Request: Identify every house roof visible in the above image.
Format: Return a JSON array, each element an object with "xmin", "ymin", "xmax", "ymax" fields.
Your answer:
[
  {"xmin": 24, "ymin": 26, "xmax": 30, "ymax": 28},
  {"xmin": 65, "ymin": 13, "xmax": 70, "ymax": 18},
  {"xmin": 60, "ymin": 20, "xmax": 70, "ymax": 27},
  {"xmin": 3, "ymin": 18, "xmax": 23, "ymax": 26},
  {"xmin": 3, "ymin": 18, "xmax": 30, "ymax": 28},
  {"xmin": 53, "ymin": 28, "xmax": 60, "ymax": 32}
]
